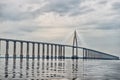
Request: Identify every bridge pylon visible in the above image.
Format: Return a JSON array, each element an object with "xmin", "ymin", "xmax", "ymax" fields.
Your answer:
[{"xmin": 72, "ymin": 30, "xmax": 78, "ymax": 59}]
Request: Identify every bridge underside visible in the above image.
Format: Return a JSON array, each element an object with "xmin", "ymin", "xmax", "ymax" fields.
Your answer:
[{"xmin": 0, "ymin": 38, "xmax": 119, "ymax": 60}]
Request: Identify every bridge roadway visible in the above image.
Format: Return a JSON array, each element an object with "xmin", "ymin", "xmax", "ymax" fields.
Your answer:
[{"xmin": 0, "ymin": 38, "xmax": 119, "ymax": 60}]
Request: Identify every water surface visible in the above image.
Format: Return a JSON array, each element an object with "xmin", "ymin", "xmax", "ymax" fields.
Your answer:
[{"xmin": 0, "ymin": 58, "xmax": 120, "ymax": 80}]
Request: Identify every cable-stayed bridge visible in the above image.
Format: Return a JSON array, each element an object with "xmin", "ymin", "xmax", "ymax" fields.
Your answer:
[{"xmin": 0, "ymin": 31, "xmax": 119, "ymax": 60}]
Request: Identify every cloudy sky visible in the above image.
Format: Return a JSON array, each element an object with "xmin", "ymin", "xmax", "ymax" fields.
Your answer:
[{"xmin": 0, "ymin": 0, "xmax": 120, "ymax": 56}]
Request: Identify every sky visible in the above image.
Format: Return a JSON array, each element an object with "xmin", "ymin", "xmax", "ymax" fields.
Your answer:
[{"xmin": 0, "ymin": 0, "xmax": 120, "ymax": 56}]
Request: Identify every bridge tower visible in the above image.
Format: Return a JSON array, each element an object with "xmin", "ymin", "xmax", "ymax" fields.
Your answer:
[{"xmin": 72, "ymin": 30, "xmax": 78, "ymax": 59}]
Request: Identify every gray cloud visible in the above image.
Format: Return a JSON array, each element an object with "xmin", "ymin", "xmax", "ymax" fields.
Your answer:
[
  {"xmin": 2, "ymin": 31, "xmax": 24, "ymax": 36},
  {"xmin": 69, "ymin": 6, "xmax": 94, "ymax": 16},
  {"xmin": 82, "ymin": 20, "xmax": 120, "ymax": 30},
  {"xmin": 97, "ymin": 0, "xmax": 108, "ymax": 4},
  {"xmin": 0, "ymin": 0, "xmax": 94, "ymax": 21},
  {"xmin": 41, "ymin": 0, "xmax": 81, "ymax": 15},
  {"xmin": 0, "ymin": 2, "xmax": 39, "ymax": 21},
  {"xmin": 0, "ymin": 23, "xmax": 39, "ymax": 36},
  {"xmin": 18, "ymin": 26, "xmax": 39, "ymax": 32},
  {"xmin": 37, "ymin": 0, "xmax": 95, "ymax": 16},
  {"xmin": 112, "ymin": 2, "xmax": 120, "ymax": 11},
  {"xmin": 96, "ymin": 23, "xmax": 120, "ymax": 30}
]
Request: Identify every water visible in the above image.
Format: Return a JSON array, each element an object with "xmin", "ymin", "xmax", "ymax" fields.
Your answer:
[{"xmin": 0, "ymin": 58, "xmax": 120, "ymax": 80}]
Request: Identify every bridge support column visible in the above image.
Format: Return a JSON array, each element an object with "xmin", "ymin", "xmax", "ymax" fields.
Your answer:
[
  {"xmin": 63, "ymin": 46, "xmax": 65, "ymax": 59},
  {"xmin": 13, "ymin": 41, "xmax": 16, "ymax": 59},
  {"xmin": 61, "ymin": 45, "xmax": 63, "ymax": 59},
  {"xmin": 72, "ymin": 47, "xmax": 78, "ymax": 59},
  {"xmin": 59, "ymin": 45, "xmax": 61, "ymax": 59},
  {"xmin": 87, "ymin": 50, "xmax": 89, "ymax": 59},
  {"xmin": 85, "ymin": 49, "xmax": 87, "ymax": 59},
  {"xmin": 72, "ymin": 46, "xmax": 74, "ymax": 59},
  {"xmin": 60, "ymin": 45, "xmax": 62, "ymax": 59},
  {"xmin": 46, "ymin": 44, "xmax": 49, "ymax": 59},
  {"xmin": 76, "ymin": 47, "xmax": 78, "ymax": 59},
  {"xmin": 37, "ymin": 43, "xmax": 40, "ymax": 59},
  {"xmin": 83, "ymin": 48, "xmax": 84, "ymax": 59},
  {"xmin": 58, "ymin": 45, "xmax": 61, "ymax": 59},
  {"xmin": 26, "ymin": 42, "xmax": 29, "ymax": 59},
  {"xmin": 20, "ymin": 42, "xmax": 23, "ymax": 59},
  {"xmin": 55, "ymin": 45, "xmax": 57, "ymax": 60},
  {"xmin": 5, "ymin": 41, "xmax": 9, "ymax": 58},
  {"xmin": 0, "ymin": 40, "xmax": 1, "ymax": 56},
  {"xmin": 42, "ymin": 43, "xmax": 45, "ymax": 59},
  {"xmin": 51, "ymin": 44, "xmax": 53, "ymax": 60},
  {"xmin": 32, "ymin": 43, "xmax": 35, "ymax": 59}
]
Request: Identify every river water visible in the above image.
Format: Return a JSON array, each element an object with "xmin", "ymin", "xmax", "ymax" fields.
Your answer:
[{"xmin": 0, "ymin": 58, "xmax": 120, "ymax": 80}]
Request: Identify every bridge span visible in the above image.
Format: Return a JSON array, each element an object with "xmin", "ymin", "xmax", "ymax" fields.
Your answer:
[{"xmin": 0, "ymin": 38, "xmax": 119, "ymax": 60}]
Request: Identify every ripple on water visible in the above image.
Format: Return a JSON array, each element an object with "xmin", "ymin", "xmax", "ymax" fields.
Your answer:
[{"xmin": 0, "ymin": 59, "xmax": 120, "ymax": 80}]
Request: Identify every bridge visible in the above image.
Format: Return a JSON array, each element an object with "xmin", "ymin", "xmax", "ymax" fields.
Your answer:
[{"xmin": 0, "ymin": 31, "xmax": 119, "ymax": 60}]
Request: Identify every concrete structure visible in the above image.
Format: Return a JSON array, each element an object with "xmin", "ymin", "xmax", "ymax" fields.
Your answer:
[{"xmin": 0, "ymin": 37, "xmax": 119, "ymax": 60}]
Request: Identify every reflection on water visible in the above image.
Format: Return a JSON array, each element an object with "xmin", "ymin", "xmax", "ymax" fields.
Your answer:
[
  {"xmin": 5, "ymin": 58, "xmax": 8, "ymax": 78},
  {"xmin": 72, "ymin": 59, "xmax": 78, "ymax": 79},
  {"xmin": 20, "ymin": 58, "xmax": 23, "ymax": 78},
  {"xmin": 12, "ymin": 58, "xmax": 16, "ymax": 78},
  {"xmin": 32, "ymin": 59, "xmax": 35, "ymax": 77},
  {"xmin": 1, "ymin": 58, "xmax": 120, "ymax": 80},
  {"xmin": 37, "ymin": 59, "xmax": 40, "ymax": 77}
]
